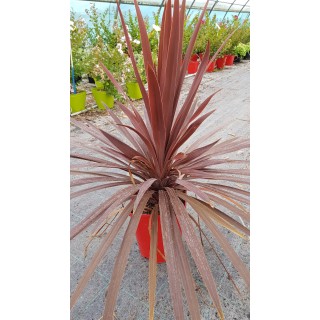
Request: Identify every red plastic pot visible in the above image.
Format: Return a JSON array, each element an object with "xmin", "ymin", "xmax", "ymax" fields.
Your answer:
[
  {"xmin": 134, "ymin": 199, "xmax": 185, "ymax": 264},
  {"xmin": 216, "ymin": 56, "xmax": 226, "ymax": 69},
  {"xmin": 187, "ymin": 60, "xmax": 199, "ymax": 74},
  {"xmin": 190, "ymin": 53, "xmax": 199, "ymax": 61},
  {"xmin": 206, "ymin": 60, "xmax": 216, "ymax": 72},
  {"xmin": 225, "ymin": 54, "xmax": 235, "ymax": 66},
  {"xmin": 135, "ymin": 214, "xmax": 166, "ymax": 263}
]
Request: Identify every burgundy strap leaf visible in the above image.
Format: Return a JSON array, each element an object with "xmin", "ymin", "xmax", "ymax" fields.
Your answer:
[
  {"xmin": 70, "ymin": 181, "xmax": 131, "ymax": 200},
  {"xmin": 161, "ymin": 0, "xmax": 181, "ymax": 130},
  {"xmin": 173, "ymin": 0, "xmax": 210, "ymax": 109},
  {"xmin": 70, "ymin": 185, "xmax": 139, "ymax": 239},
  {"xmin": 195, "ymin": 189, "xmax": 250, "ymax": 224},
  {"xmin": 147, "ymin": 64, "xmax": 166, "ymax": 164},
  {"xmin": 71, "ymin": 176, "xmax": 127, "ymax": 187},
  {"xmin": 165, "ymin": 187, "xmax": 224, "ymax": 319},
  {"xmin": 159, "ymin": 190, "xmax": 184, "ymax": 319},
  {"xmin": 149, "ymin": 206, "xmax": 159, "ymax": 320},
  {"xmin": 190, "ymin": 89, "xmax": 221, "ymax": 122},
  {"xmin": 116, "ymin": 101, "xmax": 155, "ymax": 146},
  {"xmin": 133, "ymin": 0, "xmax": 154, "ymax": 77},
  {"xmin": 178, "ymin": 192, "xmax": 250, "ymax": 237},
  {"xmin": 115, "ymin": 0, "xmax": 150, "ymax": 111},
  {"xmin": 70, "ymin": 199, "xmax": 134, "ymax": 308},
  {"xmin": 133, "ymin": 178, "xmax": 157, "ymax": 211},
  {"xmin": 172, "ymin": 215, "xmax": 201, "ymax": 318},
  {"xmin": 175, "ymin": 178, "xmax": 210, "ymax": 203},
  {"xmin": 103, "ymin": 192, "xmax": 152, "ymax": 319},
  {"xmin": 178, "ymin": 192, "xmax": 250, "ymax": 287},
  {"xmin": 107, "ymin": 108, "xmax": 145, "ymax": 155},
  {"xmin": 158, "ymin": 0, "xmax": 172, "ymax": 90}
]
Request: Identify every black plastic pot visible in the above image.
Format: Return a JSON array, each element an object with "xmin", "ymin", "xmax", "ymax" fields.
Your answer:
[
  {"xmin": 234, "ymin": 56, "xmax": 241, "ymax": 63},
  {"xmin": 244, "ymin": 52, "xmax": 250, "ymax": 60},
  {"xmin": 88, "ymin": 75, "xmax": 95, "ymax": 84},
  {"xmin": 70, "ymin": 75, "xmax": 82, "ymax": 83}
]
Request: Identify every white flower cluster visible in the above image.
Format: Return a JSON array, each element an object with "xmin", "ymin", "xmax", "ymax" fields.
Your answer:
[
  {"xmin": 116, "ymin": 43, "xmax": 124, "ymax": 55},
  {"xmin": 118, "ymin": 30, "xmax": 141, "ymax": 55},
  {"xmin": 153, "ymin": 24, "xmax": 161, "ymax": 32}
]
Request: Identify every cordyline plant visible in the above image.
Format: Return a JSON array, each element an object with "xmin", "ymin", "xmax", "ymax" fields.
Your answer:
[{"xmin": 70, "ymin": 0, "xmax": 249, "ymax": 319}]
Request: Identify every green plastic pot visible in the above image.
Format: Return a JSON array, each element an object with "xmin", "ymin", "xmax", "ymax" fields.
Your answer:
[
  {"xmin": 70, "ymin": 91, "xmax": 86, "ymax": 114},
  {"xmin": 126, "ymin": 82, "xmax": 142, "ymax": 100},
  {"xmin": 91, "ymin": 88, "xmax": 114, "ymax": 109},
  {"xmin": 94, "ymin": 79, "xmax": 104, "ymax": 90}
]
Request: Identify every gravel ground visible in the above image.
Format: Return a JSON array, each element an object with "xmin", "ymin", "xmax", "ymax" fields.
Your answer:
[{"xmin": 70, "ymin": 60, "xmax": 250, "ymax": 320}]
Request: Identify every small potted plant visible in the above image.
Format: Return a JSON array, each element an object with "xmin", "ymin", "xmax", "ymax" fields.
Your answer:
[
  {"xmin": 182, "ymin": 15, "xmax": 200, "ymax": 73},
  {"xmin": 123, "ymin": 53, "xmax": 146, "ymax": 100},
  {"xmin": 214, "ymin": 22, "xmax": 232, "ymax": 69},
  {"xmin": 233, "ymin": 42, "xmax": 248, "ymax": 62},
  {"xmin": 233, "ymin": 19, "xmax": 250, "ymax": 62},
  {"xmin": 70, "ymin": 13, "xmax": 89, "ymax": 114},
  {"xmin": 244, "ymin": 42, "xmax": 250, "ymax": 60},
  {"xmin": 223, "ymin": 15, "xmax": 241, "ymax": 66},
  {"xmin": 87, "ymin": 39, "xmax": 124, "ymax": 109}
]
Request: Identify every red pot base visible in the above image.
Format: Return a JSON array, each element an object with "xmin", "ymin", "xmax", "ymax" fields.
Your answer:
[
  {"xmin": 135, "ymin": 214, "xmax": 166, "ymax": 263},
  {"xmin": 216, "ymin": 56, "xmax": 227, "ymax": 69},
  {"xmin": 187, "ymin": 60, "xmax": 199, "ymax": 74},
  {"xmin": 225, "ymin": 54, "xmax": 235, "ymax": 66},
  {"xmin": 206, "ymin": 60, "xmax": 216, "ymax": 72}
]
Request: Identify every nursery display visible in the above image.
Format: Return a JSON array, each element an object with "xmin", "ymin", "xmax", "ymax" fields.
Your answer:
[
  {"xmin": 70, "ymin": 4, "xmax": 250, "ymax": 111},
  {"xmin": 71, "ymin": 0, "xmax": 249, "ymax": 319}
]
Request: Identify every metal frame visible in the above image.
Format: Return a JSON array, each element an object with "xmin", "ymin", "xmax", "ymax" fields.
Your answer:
[
  {"xmin": 158, "ymin": 0, "xmax": 166, "ymax": 13},
  {"xmin": 115, "ymin": 0, "xmax": 121, "ymax": 18},
  {"xmin": 186, "ymin": 0, "xmax": 197, "ymax": 16},
  {"xmin": 222, "ymin": 0, "xmax": 237, "ymax": 20},
  {"xmin": 238, "ymin": 0, "xmax": 250, "ymax": 16},
  {"xmin": 208, "ymin": 0, "xmax": 219, "ymax": 16},
  {"xmin": 78, "ymin": 0, "xmax": 250, "ymax": 14}
]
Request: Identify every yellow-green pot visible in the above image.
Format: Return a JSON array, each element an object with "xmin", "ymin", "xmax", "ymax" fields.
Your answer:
[
  {"xmin": 94, "ymin": 79, "xmax": 104, "ymax": 90},
  {"xmin": 91, "ymin": 88, "xmax": 114, "ymax": 109},
  {"xmin": 126, "ymin": 82, "xmax": 142, "ymax": 100},
  {"xmin": 70, "ymin": 91, "xmax": 86, "ymax": 114}
]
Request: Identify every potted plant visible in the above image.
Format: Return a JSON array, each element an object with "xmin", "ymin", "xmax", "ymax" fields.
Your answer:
[
  {"xmin": 183, "ymin": 15, "xmax": 200, "ymax": 72},
  {"xmin": 87, "ymin": 39, "xmax": 124, "ymax": 109},
  {"xmin": 214, "ymin": 22, "xmax": 232, "ymax": 69},
  {"xmin": 222, "ymin": 15, "xmax": 241, "ymax": 66},
  {"xmin": 91, "ymin": 80, "xmax": 116, "ymax": 109},
  {"xmin": 70, "ymin": 12, "xmax": 89, "ymax": 114},
  {"xmin": 123, "ymin": 53, "xmax": 146, "ymax": 100},
  {"xmin": 201, "ymin": 14, "xmax": 218, "ymax": 72},
  {"xmin": 71, "ymin": 0, "xmax": 249, "ymax": 319},
  {"xmin": 194, "ymin": 14, "xmax": 208, "ymax": 58},
  {"xmin": 233, "ymin": 19, "xmax": 250, "ymax": 62},
  {"xmin": 233, "ymin": 42, "xmax": 248, "ymax": 62},
  {"xmin": 244, "ymin": 42, "xmax": 250, "ymax": 60}
]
